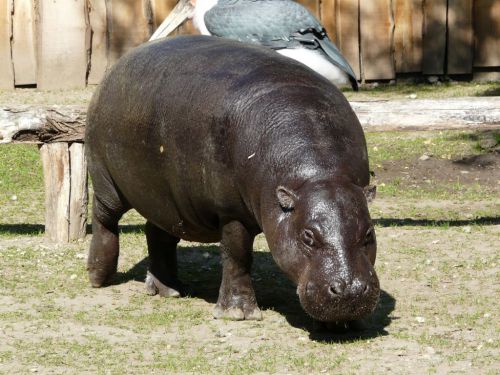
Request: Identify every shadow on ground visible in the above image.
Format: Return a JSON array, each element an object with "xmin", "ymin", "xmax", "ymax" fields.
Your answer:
[{"xmin": 111, "ymin": 244, "xmax": 396, "ymax": 343}]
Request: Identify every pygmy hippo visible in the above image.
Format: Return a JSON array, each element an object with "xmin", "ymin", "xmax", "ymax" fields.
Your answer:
[{"xmin": 85, "ymin": 36, "xmax": 379, "ymax": 323}]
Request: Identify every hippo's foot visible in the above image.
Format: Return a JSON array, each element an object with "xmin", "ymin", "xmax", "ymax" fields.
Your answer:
[
  {"xmin": 88, "ymin": 268, "xmax": 116, "ymax": 288},
  {"xmin": 213, "ymin": 299, "xmax": 263, "ymax": 321},
  {"xmin": 145, "ymin": 271, "xmax": 192, "ymax": 297}
]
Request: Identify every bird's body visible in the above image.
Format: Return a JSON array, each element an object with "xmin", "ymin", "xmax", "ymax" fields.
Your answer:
[{"xmin": 150, "ymin": 0, "xmax": 359, "ymax": 90}]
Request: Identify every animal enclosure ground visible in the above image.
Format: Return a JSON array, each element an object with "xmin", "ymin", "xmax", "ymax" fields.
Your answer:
[{"xmin": 0, "ymin": 129, "xmax": 498, "ymax": 374}]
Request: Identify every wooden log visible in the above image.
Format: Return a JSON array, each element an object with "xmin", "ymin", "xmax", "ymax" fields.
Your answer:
[
  {"xmin": 0, "ymin": 0, "xmax": 14, "ymax": 89},
  {"xmin": 394, "ymin": 0, "xmax": 423, "ymax": 73},
  {"xmin": 352, "ymin": 98, "xmax": 500, "ymax": 131},
  {"xmin": 40, "ymin": 143, "xmax": 71, "ymax": 243},
  {"xmin": 69, "ymin": 143, "xmax": 88, "ymax": 241},
  {"xmin": 422, "ymin": 0, "xmax": 447, "ymax": 75},
  {"xmin": 360, "ymin": 0, "xmax": 395, "ymax": 80},
  {"xmin": 0, "ymin": 106, "xmax": 87, "ymax": 144},
  {"xmin": 12, "ymin": 0, "xmax": 37, "ymax": 85},
  {"xmin": 474, "ymin": 0, "xmax": 500, "ymax": 67},
  {"xmin": 447, "ymin": 0, "xmax": 473, "ymax": 75},
  {"xmin": 88, "ymin": 0, "xmax": 108, "ymax": 85},
  {"xmin": 36, "ymin": 0, "xmax": 88, "ymax": 89},
  {"xmin": 1, "ymin": 100, "xmax": 499, "ymax": 143}
]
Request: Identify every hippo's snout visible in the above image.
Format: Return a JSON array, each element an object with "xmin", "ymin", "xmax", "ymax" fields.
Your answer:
[
  {"xmin": 299, "ymin": 271, "xmax": 380, "ymax": 322},
  {"xmin": 325, "ymin": 277, "xmax": 373, "ymax": 299}
]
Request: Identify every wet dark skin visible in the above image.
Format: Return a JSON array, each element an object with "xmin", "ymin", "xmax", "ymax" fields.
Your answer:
[{"xmin": 85, "ymin": 36, "xmax": 379, "ymax": 322}]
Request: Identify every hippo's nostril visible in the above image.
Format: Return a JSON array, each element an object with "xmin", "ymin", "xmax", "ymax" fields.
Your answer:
[{"xmin": 328, "ymin": 280, "xmax": 345, "ymax": 297}]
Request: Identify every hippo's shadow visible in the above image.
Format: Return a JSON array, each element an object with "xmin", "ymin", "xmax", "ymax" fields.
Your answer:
[{"xmin": 115, "ymin": 243, "xmax": 395, "ymax": 342}]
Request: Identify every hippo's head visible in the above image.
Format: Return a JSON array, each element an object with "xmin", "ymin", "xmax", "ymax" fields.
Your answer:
[{"xmin": 264, "ymin": 178, "xmax": 379, "ymax": 322}]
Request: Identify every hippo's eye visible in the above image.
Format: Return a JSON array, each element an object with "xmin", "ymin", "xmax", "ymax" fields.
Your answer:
[
  {"xmin": 364, "ymin": 227, "xmax": 374, "ymax": 246},
  {"xmin": 302, "ymin": 229, "xmax": 315, "ymax": 248}
]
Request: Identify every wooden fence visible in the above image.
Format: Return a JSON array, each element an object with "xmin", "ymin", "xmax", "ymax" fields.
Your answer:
[{"xmin": 0, "ymin": 0, "xmax": 499, "ymax": 90}]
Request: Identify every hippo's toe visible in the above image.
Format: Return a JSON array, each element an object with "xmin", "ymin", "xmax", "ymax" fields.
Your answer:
[
  {"xmin": 145, "ymin": 271, "xmax": 185, "ymax": 298},
  {"xmin": 213, "ymin": 305, "xmax": 262, "ymax": 321}
]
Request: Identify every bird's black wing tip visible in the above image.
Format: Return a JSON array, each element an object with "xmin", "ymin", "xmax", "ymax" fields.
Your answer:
[{"xmin": 350, "ymin": 77, "xmax": 359, "ymax": 91}]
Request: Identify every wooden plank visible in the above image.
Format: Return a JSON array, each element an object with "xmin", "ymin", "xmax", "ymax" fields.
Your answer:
[
  {"xmin": 360, "ymin": 0, "xmax": 395, "ymax": 80},
  {"xmin": 88, "ymin": 0, "xmax": 108, "ymax": 85},
  {"xmin": 40, "ymin": 143, "xmax": 71, "ymax": 243},
  {"xmin": 447, "ymin": 0, "xmax": 473, "ymax": 74},
  {"xmin": 151, "ymin": 0, "xmax": 177, "ymax": 29},
  {"xmin": 394, "ymin": 0, "xmax": 423, "ymax": 73},
  {"xmin": 36, "ymin": 0, "xmax": 88, "ymax": 89},
  {"xmin": 107, "ymin": 0, "xmax": 152, "ymax": 65},
  {"xmin": 320, "ymin": 0, "xmax": 337, "ymax": 43},
  {"xmin": 474, "ymin": 0, "xmax": 500, "ymax": 67},
  {"xmin": 12, "ymin": 0, "xmax": 36, "ymax": 85},
  {"xmin": 69, "ymin": 143, "xmax": 88, "ymax": 241},
  {"xmin": 150, "ymin": 0, "xmax": 197, "ymax": 37},
  {"xmin": 0, "ymin": 0, "xmax": 14, "ymax": 89},
  {"xmin": 422, "ymin": 0, "xmax": 447, "ymax": 75},
  {"xmin": 332, "ymin": 0, "xmax": 360, "ymax": 80}
]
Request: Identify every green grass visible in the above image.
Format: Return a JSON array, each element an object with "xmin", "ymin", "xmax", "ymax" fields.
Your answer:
[
  {"xmin": 343, "ymin": 81, "xmax": 500, "ymax": 100},
  {"xmin": 365, "ymin": 130, "xmax": 493, "ymax": 166}
]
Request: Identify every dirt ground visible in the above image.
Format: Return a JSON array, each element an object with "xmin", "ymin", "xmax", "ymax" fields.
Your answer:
[{"xmin": 0, "ymin": 131, "xmax": 498, "ymax": 373}]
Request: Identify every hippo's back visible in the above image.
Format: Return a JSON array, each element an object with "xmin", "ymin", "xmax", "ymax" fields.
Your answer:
[{"xmin": 85, "ymin": 36, "xmax": 367, "ymax": 241}]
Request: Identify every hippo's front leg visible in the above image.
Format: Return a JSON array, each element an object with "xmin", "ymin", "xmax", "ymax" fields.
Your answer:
[{"xmin": 213, "ymin": 221, "xmax": 262, "ymax": 321}]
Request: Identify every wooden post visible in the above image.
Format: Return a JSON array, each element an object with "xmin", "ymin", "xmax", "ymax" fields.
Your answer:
[
  {"xmin": 39, "ymin": 142, "xmax": 87, "ymax": 243},
  {"xmin": 394, "ymin": 0, "xmax": 423, "ymax": 73},
  {"xmin": 474, "ymin": 0, "xmax": 500, "ymax": 68},
  {"xmin": 88, "ymin": 0, "xmax": 108, "ymax": 85},
  {"xmin": 422, "ymin": 0, "xmax": 447, "ymax": 75},
  {"xmin": 360, "ymin": 0, "xmax": 395, "ymax": 80},
  {"xmin": 12, "ymin": 0, "xmax": 37, "ymax": 85},
  {"xmin": 447, "ymin": 0, "xmax": 474, "ymax": 75},
  {"xmin": 69, "ymin": 143, "xmax": 88, "ymax": 241},
  {"xmin": 0, "ymin": 0, "xmax": 14, "ymax": 89},
  {"xmin": 36, "ymin": 0, "xmax": 88, "ymax": 89}
]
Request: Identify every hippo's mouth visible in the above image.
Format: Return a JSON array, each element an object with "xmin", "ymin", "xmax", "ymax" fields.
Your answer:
[{"xmin": 297, "ymin": 277, "xmax": 380, "ymax": 322}]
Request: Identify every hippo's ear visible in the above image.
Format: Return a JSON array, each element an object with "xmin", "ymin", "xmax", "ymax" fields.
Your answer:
[
  {"xmin": 363, "ymin": 185, "xmax": 377, "ymax": 203},
  {"xmin": 276, "ymin": 186, "xmax": 297, "ymax": 210}
]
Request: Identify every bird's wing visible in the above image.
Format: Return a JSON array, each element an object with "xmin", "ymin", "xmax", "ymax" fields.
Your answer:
[
  {"xmin": 204, "ymin": 0, "xmax": 322, "ymax": 45},
  {"xmin": 205, "ymin": 0, "xmax": 358, "ymax": 89}
]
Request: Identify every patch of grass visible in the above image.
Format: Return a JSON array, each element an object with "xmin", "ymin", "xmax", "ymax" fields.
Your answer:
[
  {"xmin": 343, "ymin": 81, "xmax": 500, "ymax": 100},
  {"xmin": 0, "ymin": 144, "xmax": 45, "ymax": 225},
  {"xmin": 365, "ymin": 130, "xmax": 493, "ymax": 166},
  {"xmin": 0, "ymin": 88, "xmax": 95, "ymax": 105}
]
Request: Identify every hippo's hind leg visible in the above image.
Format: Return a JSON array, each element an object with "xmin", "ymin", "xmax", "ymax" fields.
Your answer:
[
  {"xmin": 88, "ymin": 195, "xmax": 127, "ymax": 287},
  {"xmin": 213, "ymin": 221, "xmax": 262, "ymax": 321},
  {"xmin": 144, "ymin": 221, "xmax": 188, "ymax": 297}
]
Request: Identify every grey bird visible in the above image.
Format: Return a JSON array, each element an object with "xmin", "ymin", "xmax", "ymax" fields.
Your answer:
[{"xmin": 150, "ymin": 0, "xmax": 359, "ymax": 90}]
